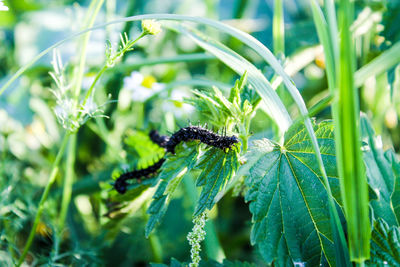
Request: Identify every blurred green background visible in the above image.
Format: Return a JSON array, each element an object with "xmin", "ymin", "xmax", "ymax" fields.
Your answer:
[{"xmin": 0, "ymin": 0, "xmax": 399, "ymax": 266}]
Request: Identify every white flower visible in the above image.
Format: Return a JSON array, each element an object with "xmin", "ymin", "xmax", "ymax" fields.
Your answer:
[
  {"xmin": 123, "ymin": 71, "xmax": 165, "ymax": 102},
  {"xmin": 0, "ymin": 1, "xmax": 9, "ymax": 11},
  {"xmin": 162, "ymin": 89, "xmax": 195, "ymax": 118}
]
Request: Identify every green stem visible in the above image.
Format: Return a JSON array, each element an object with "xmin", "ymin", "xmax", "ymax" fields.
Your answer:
[
  {"xmin": 310, "ymin": 2, "xmax": 351, "ymax": 265},
  {"xmin": 17, "ymin": 133, "xmax": 70, "ymax": 267},
  {"xmin": 72, "ymin": 0, "xmax": 105, "ymax": 100},
  {"xmin": 58, "ymin": 134, "xmax": 77, "ymax": 231},
  {"xmin": 273, "ymin": 0, "xmax": 285, "ymax": 55},
  {"xmin": 148, "ymin": 234, "xmax": 163, "ymax": 263},
  {"xmin": 80, "ymin": 31, "xmax": 146, "ymax": 110},
  {"xmin": 57, "ymin": 0, "xmax": 104, "ymax": 240}
]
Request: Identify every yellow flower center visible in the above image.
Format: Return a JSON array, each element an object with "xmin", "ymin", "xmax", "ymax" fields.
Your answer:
[
  {"xmin": 141, "ymin": 75, "xmax": 156, "ymax": 89},
  {"xmin": 173, "ymin": 100, "xmax": 183, "ymax": 108}
]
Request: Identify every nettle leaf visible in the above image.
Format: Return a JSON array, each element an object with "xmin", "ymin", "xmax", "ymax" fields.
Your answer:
[
  {"xmin": 194, "ymin": 145, "xmax": 240, "ymax": 216},
  {"xmin": 146, "ymin": 141, "xmax": 240, "ymax": 235},
  {"xmin": 124, "ymin": 130, "xmax": 165, "ymax": 168},
  {"xmin": 243, "ymin": 120, "xmax": 342, "ymax": 266},
  {"xmin": 188, "ymin": 88, "xmax": 233, "ymax": 127},
  {"xmin": 186, "ymin": 72, "xmax": 254, "ymax": 129},
  {"xmin": 361, "ymin": 115, "xmax": 400, "ymax": 226},
  {"xmin": 145, "ymin": 141, "xmax": 200, "ymax": 237},
  {"xmin": 368, "ymin": 218, "xmax": 400, "ymax": 266}
]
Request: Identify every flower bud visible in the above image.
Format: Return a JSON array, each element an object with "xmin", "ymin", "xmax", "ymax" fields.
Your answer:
[{"xmin": 141, "ymin": 19, "xmax": 162, "ymax": 35}]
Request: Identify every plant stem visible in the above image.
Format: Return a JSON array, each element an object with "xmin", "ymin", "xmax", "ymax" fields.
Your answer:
[
  {"xmin": 80, "ymin": 31, "xmax": 146, "ymax": 110},
  {"xmin": 58, "ymin": 0, "xmax": 104, "ymax": 237},
  {"xmin": 148, "ymin": 234, "xmax": 163, "ymax": 263},
  {"xmin": 58, "ymin": 134, "xmax": 77, "ymax": 231},
  {"xmin": 273, "ymin": 0, "xmax": 284, "ymax": 55},
  {"xmin": 72, "ymin": 0, "xmax": 105, "ymax": 100},
  {"xmin": 17, "ymin": 133, "xmax": 70, "ymax": 267}
]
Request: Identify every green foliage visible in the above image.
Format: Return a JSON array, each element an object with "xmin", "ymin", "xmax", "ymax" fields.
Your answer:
[
  {"xmin": 380, "ymin": 1, "xmax": 400, "ymax": 45},
  {"xmin": 243, "ymin": 120, "xmax": 342, "ymax": 266},
  {"xmin": 146, "ymin": 141, "xmax": 240, "ymax": 236},
  {"xmin": 368, "ymin": 218, "xmax": 400, "ymax": 266},
  {"xmin": 146, "ymin": 142, "xmax": 200, "ymax": 237},
  {"xmin": 187, "ymin": 72, "xmax": 259, "ymax": 130},
  {"xmin": 151, "ymin": 257, "xmax": 257, "ymax": 267},
  {"xmin": 361, "ymin": 115, "xmax": 400, "ymax": 226},
  {"xmin": 194, "ymin": 145, "xmax": 240, "ymax": 216},
  {"xmin": 146, "ymin": 74, "xmax": 245, "ymax": 236},
  {"xmin": 123, "ymin": 129, "xmax": 165, "ymax": 169},
  {"xmin": 175, "ymin": 24, "xmax": 292, "ymax": 133},
  {"xmin": 2, "ymin": 1, "xmax": 400, "ymax": 266}
]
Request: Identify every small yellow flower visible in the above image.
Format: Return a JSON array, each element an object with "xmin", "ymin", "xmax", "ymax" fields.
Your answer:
[{"xmin": 142, "ymin": 19, "xmax": 162, "ymax": 35}]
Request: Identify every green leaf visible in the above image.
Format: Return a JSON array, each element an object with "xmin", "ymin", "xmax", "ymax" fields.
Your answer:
[
  {"xmin": 367, "ymin": 218, "xmax": 400, "ymax": 266},
  {"xmin": 194, "ymin": 145, "xmax": 240, "ymax": 216},
  {"xmin": 243, "ymin": 120, "xmax": 343, "ymax": 266},
  {"xmin": 173, "ymin": 23, "xmax": 292, "ymax": 133},
  {"xmin": 360, "ymin": 115, "xmax": 399, "ymax": 226},
  {"xmin": 145, "ymin": 142, "xmax": 199, "ymax": 237},
  {"xmin": 186, "ymin": 73, "xmax": 257, "ymax": 130},
  {"xmin": 123, "ymin": 130, "xmax": 165, "ymax": 168}
]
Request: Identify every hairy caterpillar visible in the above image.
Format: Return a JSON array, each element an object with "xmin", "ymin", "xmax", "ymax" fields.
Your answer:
[
  {"xmin": 113, "ymin": 126, "xmax": 239, "ymax": 194},
  {"xmin": 166, "ymin": 126, "xmax": 239, "ymax": 153},
  {"xmin": 114, "ymin": 158, "xmax": 165, "ymax": 194},
  {"xmin": 113, "ymin": 131, "xmax": 168, "ymax": 194},
  {"xmin": 149, "ymin": 129, "xmax": 169, "ymax": 148}
]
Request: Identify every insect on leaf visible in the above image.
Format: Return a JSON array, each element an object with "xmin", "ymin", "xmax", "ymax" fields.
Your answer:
[{"xmin": 145, "ymin": 141, "xmax": 199, "ymax": 237}]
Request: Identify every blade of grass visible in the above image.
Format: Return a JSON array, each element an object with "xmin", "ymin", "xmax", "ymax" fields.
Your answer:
[
  {"xmin": 174, "ymin": 24, "xmax": 292, "ymax": 133},
  {"xmin": 337, "ymin": 0, "xmax": 370, "ymax": 262},
  {"xmin": 310, "ymin": 1, "xmax": 351, "ymax": 265},
  {"xmin": 115, "ymin": 53, "xmax": 216, "ymax": 72},
  {"xmin": 273, "ymin": 0, "xmax": 284, "ymax": 55},
  {"xmin": 355, "ymin": 41, "xmax": 400, "ymax": 88}
]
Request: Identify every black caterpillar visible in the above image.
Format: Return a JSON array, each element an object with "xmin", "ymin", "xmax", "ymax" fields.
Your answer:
[
  {"xmin": 114, "ymin": 127, "xmax": 239, "ymax": 194},
  {"xmin": 114, "ymin": 158, "xmax": 165, "ymax": 194},
  {"xmin": 149, "ymin": 130, "xmax": 169, "ymax": 148},
  {"xmin": 166, "ymin": 126, "xmax": 239, "ymax": 153},
  {"xmin": 113, "ymin": 131, "xmax": 168, "ymax": 194}
]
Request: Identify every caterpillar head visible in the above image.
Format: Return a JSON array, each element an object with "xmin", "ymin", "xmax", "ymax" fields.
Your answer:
[{"xmin": 114, "ymin": 178, "xmax": 128, "ymax": 194}]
